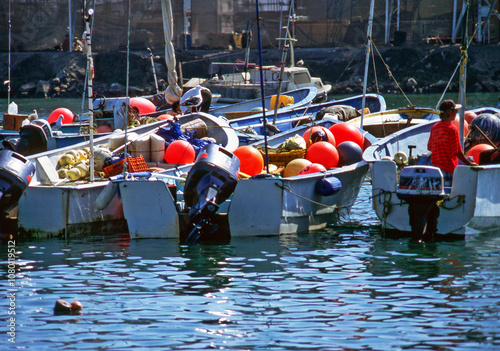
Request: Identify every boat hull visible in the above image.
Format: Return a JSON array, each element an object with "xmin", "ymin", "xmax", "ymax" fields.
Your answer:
[
  {"xmin": 364, "ymin": 120, "xmax": 500, "ymax": 237},
  {"xmin": 118, "ymin": 119, "xmax": 376, "ymax": 239},
  {"xmin": 227, "ymin": 163, "xmax": 369, "ymax": 237},
  {"xmin": 13, "ymin": 112, "xmax": 238, "ymax": 238}
]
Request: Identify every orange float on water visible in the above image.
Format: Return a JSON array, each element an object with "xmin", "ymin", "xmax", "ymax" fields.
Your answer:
[
  {"xmin": 328, "ymin": 123, "xmax": 364, "ymax": 148},
  {"xmin": 306, "ymin": 141, "xmax": 339, "ymax": 169},
  {"xmin": 47, "ymin": 107, "xmax": 74, "ymax": 124},
  {"xmin": 164, "ymin": 140, "xmax": 196, "ymax": 164},
  {"xmin": 130, "ymin": 97, "xmax": 156, "ymax": 115},
  {"xmin": 303, "ymin": 126, "xmax": 335, "ymax": 147},
  {"xmin": 233, "ymin": 146, "xmax": 264, "ymax": 176},
  {"xmin": 298, "ymin": 163, "xmax": 327, "ymax": 175},
  {"xmin": 466, "ymin": 143, "xmax": 494, "ymax": 164}
]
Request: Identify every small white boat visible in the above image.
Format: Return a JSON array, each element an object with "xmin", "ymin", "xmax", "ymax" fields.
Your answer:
[
  {"xmin": 11, "ymin": 112, "xmax": 238, "ymax": 238},
  {"xmin": 118, "ymin": 118, "xmax": 377, "ymax": 240},
  {"xmin": 363, "ymin": 115, "xmax": 500, "ymax": 239},
  {"xmin": 346, "ymin": 107, "xmax": 440, "ymax": 138}
]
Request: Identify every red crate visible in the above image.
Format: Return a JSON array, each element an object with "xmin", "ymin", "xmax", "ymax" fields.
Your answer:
[{"xmin": 103, "ymin": 155, "xmax": 148, "ymax": 177}]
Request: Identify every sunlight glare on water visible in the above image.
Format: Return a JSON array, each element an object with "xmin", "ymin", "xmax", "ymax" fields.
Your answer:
[{"xmin": 1, "ymin": 200, "xmax": 500, "ymax": 350}]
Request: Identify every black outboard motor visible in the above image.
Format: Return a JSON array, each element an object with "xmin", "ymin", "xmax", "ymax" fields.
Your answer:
[
  {"xmin": 396, "ymin": 165, "xmax": 446, "ymax": 241},
  {"xmin": 0, "ymin": 150, "xmax": 35, "ymax": 213},
  {"xmin": 2, "ymin": 119, "xmax": 52, "ymax": 156},
  {"xmin": 183, "ymin": 144, "xmax": 240, "ymax": 243}
]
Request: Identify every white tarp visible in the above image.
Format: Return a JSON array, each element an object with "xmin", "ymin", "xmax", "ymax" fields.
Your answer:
[{"xmin": 161, "ymin": 0, "xmax": 182, "ymax": 104}]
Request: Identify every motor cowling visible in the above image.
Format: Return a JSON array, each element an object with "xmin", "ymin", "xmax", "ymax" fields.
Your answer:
[
  {"xmin": 183, "ymin": 143, "xmax": 240, "ymax": 243},
  {"xmin": 396, "ymin": 166, "xmax": 446, "ymax": 240},
  {"xmin": 6, "ymin": 119, "xmax": 52, "ymax": 156},
  {"xmin": 0, "ymin": 150, "xmax": 35, "ymax": 213}
]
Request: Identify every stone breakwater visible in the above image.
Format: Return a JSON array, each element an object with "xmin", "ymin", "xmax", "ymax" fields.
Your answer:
[{"xmin": 1, "ymin": 44, "xmax": 499, "ymax": 99}]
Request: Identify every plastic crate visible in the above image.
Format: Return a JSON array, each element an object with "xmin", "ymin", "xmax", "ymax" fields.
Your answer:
[
  {"xmin": 258, "ymin": 148, "xmax": 307, "ymax": 167},
  {"xmin": 103, "ymin": 155, "xmax": 148, "ymax": 177}
]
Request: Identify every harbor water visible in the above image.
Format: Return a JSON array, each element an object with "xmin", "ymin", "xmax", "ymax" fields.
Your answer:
[{"xmin": 1, "ymin": 94, "xmax": 500, "ymax": 350}]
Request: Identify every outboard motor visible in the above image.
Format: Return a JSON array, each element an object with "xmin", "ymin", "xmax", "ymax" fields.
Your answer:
[
  {"xmin": 0, "ymin": 150, "xmax": 35, "ymax": 213},
  {"xmin": 183, "ymin": 144, "xmax": 240, "ymax": 243},
  {"xmin": 396, "ymin": 165, "xmax": 446, "ymax": 240},
  {"xmin": 2, "ymin": 119, "xmax": 53, "ymax": 156}
]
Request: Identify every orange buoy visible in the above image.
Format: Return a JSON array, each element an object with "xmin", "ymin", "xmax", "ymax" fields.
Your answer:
[
  {"xmin": 466, "ymin": 143, "xmax": 494, "ymax": 164},
  {"xmin": 96, "ymin": 125, "xmax": 113, "ymax": 133},
  {"xmin": 362, "ymin": 135, "xmax": 372, "ymax": 151},
  {"xmin": 464, "ymin": 111, "xmax": 477, "ymax": 124},
  {"xmin": 164, "ymin": 140, "xmax": 196, "ymax": 164},
  {"xmin": 157, "ymin": 114, "xmax": 174, "ymax": 121},
  {"xmin": 328, "ymin": 122, "xmax": 364, "ymax": 148},
  {"xmin": 283, "ymin": 158, "xmax": 311, "ymax": 177},
  {"xmin": 47, "ymin": 107, "xmax": 74, "ymax": 124},
  {"xmin": 233, "ymin": 146, "xmax": 264, "ymax": 176},
  {"xmin": 306, "ymin": 141, "xmax": 339, "ymax": 169},
  {"xmin": 298, "ymin": 163, "xmax": 327, "ymax": 175},
  {"xmin": 130, "ymin": 97, "xmax": 156, "ymax": 115},
  {"xmin": 451, "ymin": 116, "xmax": 469, "ymax": 136},
  {"xmin": 303, "ymin": 126, "xmax": 335, "ymax": 147}
]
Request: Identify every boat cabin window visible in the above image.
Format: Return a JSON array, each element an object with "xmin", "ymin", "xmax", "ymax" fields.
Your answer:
[{"xmin": 293, "ymin": 72, "xmax": 312, "ymax": 85}]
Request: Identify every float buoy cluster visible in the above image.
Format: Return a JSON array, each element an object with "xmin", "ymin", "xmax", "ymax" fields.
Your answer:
[
  {"xmin": 235, "ymin": 122, "xmax": 366, "ymax": 178},
  {"xmin": 57, "ymin": 148, "xmax": 91, "ymax": 181}
]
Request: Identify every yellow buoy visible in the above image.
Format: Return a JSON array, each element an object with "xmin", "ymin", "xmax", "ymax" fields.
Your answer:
[
  {"xmin": 283, "ymin": 158, "xmax": 312, "ymax": 177},
  {"xmin": 58, "ymin": 153, "xmax": 76, "ymax": 167},
  {"xmin": 67, "ymin": 168, "xmax": 82, "ymax": 181}
]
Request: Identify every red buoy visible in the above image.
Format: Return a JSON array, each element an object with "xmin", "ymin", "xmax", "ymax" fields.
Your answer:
[
  {"xmin": 130, "ymin": 97, "xmax": 156, "ymax": 115},
  {"xmin": 466, "ymin": 143, "xmax": 494, "ymax": 164},
  {"xmin": 328, "ymin": 122, "xmax": 364, "ymax": 148},
  {"xmin": 164, "ymin": 140, "xmax": 196, "ymax": 164},
  {"xmin": 306, "ymin": 141, "xmax": 339, "ymax": 169},
  {"xmin": 233, "ymin": 146, "xmax": 263, "ymax": 176},
  {"xmin": 47, "ymin": 107, "xmax": 74, "ymax": 124},
  {"xmin": 298, "ymin": 163, "xmax": 327, "ymax": 175},
  {"xmin": 303, "ymin": 126, "xmax": 335, "ymax": 147}
]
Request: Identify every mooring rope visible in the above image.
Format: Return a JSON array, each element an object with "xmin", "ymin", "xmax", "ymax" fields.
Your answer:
[{"xmin": 274, "ymin": 182, "xmax": 342, "ymax": 210}]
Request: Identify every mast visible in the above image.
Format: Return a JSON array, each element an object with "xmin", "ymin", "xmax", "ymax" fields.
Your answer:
[
  {"xmin": 7, "ymin": 0, "xmax": 11, "ymax": 107},
  {"xmin": 360, "ymin": 0, "xmax": 375, "ymax": 129},
  {"xmin": 458, "ymin": 0, "xmax": 469, "ymax": 149},
  {"xmin": 162, "ymin": 0, "xmax": 182, "ymax": 105},
  {"xmin": 83, "ymin": 8, "xmax": 95, "ymax": 181},
  {"xmin": 255, "ymin": 0, "xmax": 269, "ymax": 174}
]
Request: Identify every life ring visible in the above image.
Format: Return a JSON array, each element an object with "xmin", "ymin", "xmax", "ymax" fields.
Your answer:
[{"xmin": 393, "ymin": 151, "xmax": 408, "ymax": 166}]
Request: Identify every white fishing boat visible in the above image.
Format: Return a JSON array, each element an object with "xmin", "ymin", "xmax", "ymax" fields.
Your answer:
[
  {"xmin": 346, "ymin": 107, "xmax": 440, "ymax": 138},
  {"xmin": 10, "ymin": 112, "xmax": 238, "ymax": 238},
  {"xmin": 117, "ymin": 117, "xmax": 377, "ymax": 240},
  {"xmin": 363, "ymin": 116, "xmax": 500, "ymax": 239},
  {"xmin": 184, "ymin": 0, "xmax": 330, "ymax": 104}
]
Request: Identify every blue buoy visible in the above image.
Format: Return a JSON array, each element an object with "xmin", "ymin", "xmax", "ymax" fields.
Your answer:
[{"xmin": 315, "ymin": 177, "xmax": 342, "ymax": 196}]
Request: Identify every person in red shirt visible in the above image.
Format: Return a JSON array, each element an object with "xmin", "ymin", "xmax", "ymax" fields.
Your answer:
[{"xmin": 427, "ymin": 99, "xmax": 476, "ymax": 186}]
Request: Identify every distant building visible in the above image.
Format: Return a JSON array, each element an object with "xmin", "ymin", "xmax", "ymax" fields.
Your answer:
[{"xmin": 0, "ymin": 0, "xmax": 498, "ymax": 52}]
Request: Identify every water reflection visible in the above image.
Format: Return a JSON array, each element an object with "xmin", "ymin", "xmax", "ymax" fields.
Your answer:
[{"xmin": 0, "ymin": 228, "xmax": 499, "ymax": 350}]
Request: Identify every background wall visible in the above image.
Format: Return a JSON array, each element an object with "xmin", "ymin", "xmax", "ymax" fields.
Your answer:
[{"xmin": 0, "ymin": 0, "xmax": 498, "ymax": 52}]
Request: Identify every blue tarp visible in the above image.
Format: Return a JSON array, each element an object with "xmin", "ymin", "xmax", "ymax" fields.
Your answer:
[{"xmin": 156, "ymin": 121, "xmax": 216, "ymax": 156}]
